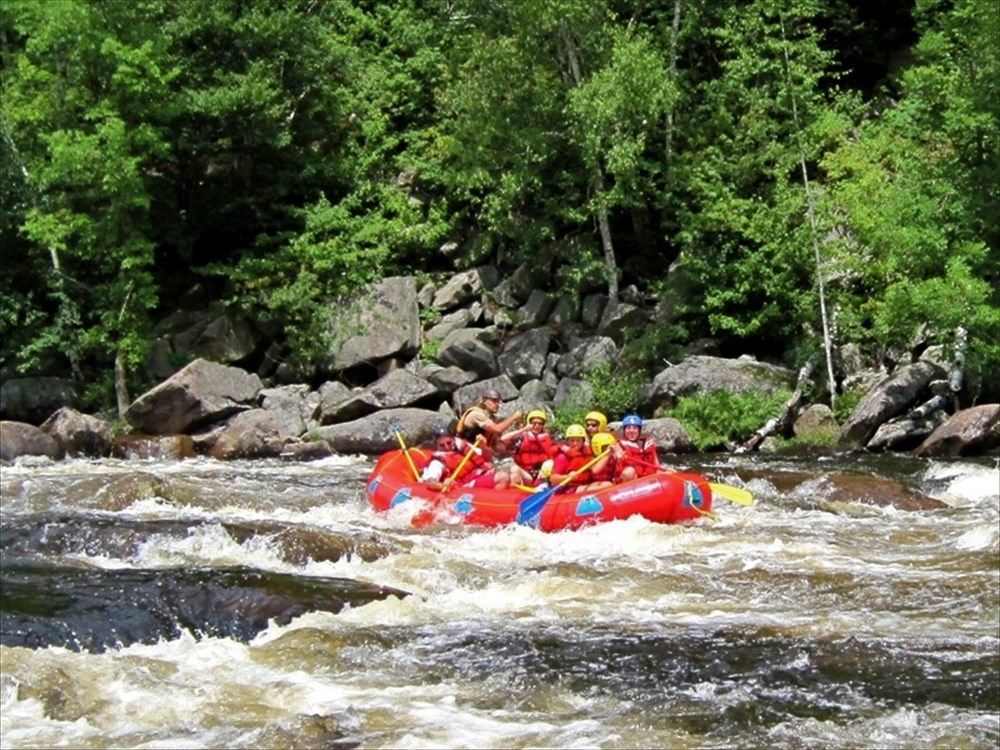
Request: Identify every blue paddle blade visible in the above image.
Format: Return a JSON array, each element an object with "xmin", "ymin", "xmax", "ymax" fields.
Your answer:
[{"xmin": 516, "ymin": 485, "xmax": 556, "ymax": 526}]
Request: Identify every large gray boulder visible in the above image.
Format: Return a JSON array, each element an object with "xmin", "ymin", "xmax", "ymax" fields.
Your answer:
[
  {"xmin": 792, "ymin": 404, "xmax": 838, "ymax": 441},
  {"xmin": 914, "ymin": 404, "xmax": 1000, "ymax": 457},
  {"xmin": 555, "ymin": 337, "xmax": 618, "ymax": 378},
  {"xmin": 839, "ymin": 361, "xmax": 945, "ymax": 448},
  {"xmin": 548, "ymin": 297, "xmax": 579, "ymax": 326},
  {"xmin": 40, "ymin": 407, "xmax": 112, "ymax": 457},
  {"xmin": 498, "ymin": 329, "xmax": 553, "ymax": 386},
  {"xmin": 598, "ymin": 301, "xmax": 647, "ymax": 345},
  {"xmin": 643, "ymin": 355, "xmax": 797, "ymax": 411},
  {"xmin": 1, "ymin": 377, "xmax": 78, "ymax": 425},
  {"xmin": 491, "ymin": 264, "xmax": 535, "ymax": 308},
  {"xmin": 868, "ymin": 411, "xmax": 949, "ymax": 452},
  {"xmin": 313, "ymin": 381, "xmax": 355, "ymax": 426},
  {"xmin": 554, "ymin": 378, "xmax": 593, "ymax": 408},
  {"xmin": 426, "ymin": 307, "xmax": 477, "ymax": 342},
  {"xmin": 322, "ymin": 370, "xmax": 439, "ymax": 423},
  {"xmin": 147, "ymin": 304, "xmax": 259, "ymax": 380},
  {"xmin": 1, "ymin": 421, "xmax": 63, "ymax": 461},
  {"xmin": 453, "ymin": 375, "xmax": 519, "ymax": 415},
  {"xmin": 312, "ymin": 408, "xmax": 452, "ymax": 454},
  {"xmin": 437, "ymin": 328, "xmax": 498, "ymax": 377},
  {"xmin": 208, "ymin": 409, "xmax": 295, "ymax": 460},
  {"xmin": 432, "ymin": 266, "xmax": 498, "ymax": 310},
  {"xmin": 258, "ymin": 384, "xmax": 318, "ymax": 437},
  {"xmin": 580, "ymin": 294, "xmax": 608, "ymax": 329},
  {"xmin": 328, "ymin": 276, "xmax": 420, "ymax": 371},
  {"xmin": 417, "ymin": 363, "xmax": 478, "ymax": 394},
  {"xmin": 125, "ymin": 359, "xmax": 263, "ymax": 435},
  {"xmin": 516, "ymin": 291, "xmax": 555, "ymax": 330}
]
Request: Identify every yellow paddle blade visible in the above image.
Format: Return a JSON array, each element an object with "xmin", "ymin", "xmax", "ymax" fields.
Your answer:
[{"xmin": 709, "ymin": 482, "xmax": 754, "ymax": 506}]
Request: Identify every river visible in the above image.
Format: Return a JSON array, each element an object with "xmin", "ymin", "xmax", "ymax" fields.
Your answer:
[{"xmin": 1, "ymin": 452, "xmax": 997, "ymax": 749}]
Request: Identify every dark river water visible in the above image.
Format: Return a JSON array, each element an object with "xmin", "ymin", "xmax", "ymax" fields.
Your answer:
[{"xmin": 1, "ymin": 452, "xmax": 997, "ymax": 749}]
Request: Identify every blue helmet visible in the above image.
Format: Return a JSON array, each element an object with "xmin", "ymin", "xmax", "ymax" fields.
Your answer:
[{"xmin": 622, "ymin": 414, "xmax": 643, "ymax": 429}]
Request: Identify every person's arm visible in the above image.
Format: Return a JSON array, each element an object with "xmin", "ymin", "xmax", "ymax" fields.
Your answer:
[
  {"xmin": 499, "ymin": 426, "xmax": 529, "ymax": 445},
  {"xmin": 645, "ymin": 438, "xmax": 660, "ymax": 468},
  {"xmin": 420, "ymin": 459, "xmax": 447, "ymax": 490},
  {"xmin": 486, "ymin": 411, "xmax": 523, "ymax": 437}
]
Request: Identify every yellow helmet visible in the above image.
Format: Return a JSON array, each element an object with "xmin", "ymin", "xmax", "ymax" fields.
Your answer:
[
  {"xmin": 564, "ymin": 424, "xmax": 587, "ymax": 439},
  {"xmin": 584, "ymin": 411, "xmax": 608, "ymax": 430},
  {"xmin": 526, "ymin": 409, "xmax": 548, "ymax": 423},
  {"xmin": 590, "ymin": 432, "xmax": 617, "ymax": 455}
]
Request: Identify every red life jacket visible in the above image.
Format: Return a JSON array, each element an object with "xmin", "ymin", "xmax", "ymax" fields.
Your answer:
[
  {"xmin": 432, "ymin": 439, "xmax": 490, "ymax": 482},
  {"xmin": 617, "ymin": 437, "xmax": 658, "ymax": 477},
  {"xmin": 589, "ymin": 453, "xmax": 616, "ymax": 482},
  {"xmin": 556, "ymin": 444, "xmax": 592, "ymax": 485},
  {"xmin": 514, "ymin": 431, "xmax": 556, "ymax": 472}
]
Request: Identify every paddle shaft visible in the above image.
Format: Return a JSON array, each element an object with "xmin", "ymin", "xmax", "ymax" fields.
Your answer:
[
  {"xmin": 395, "ymin": 430, "xmax": 421, "ymax": 481},
  {"xmin": 441, "ymin": 435, "xmax": 484, "ymax": 491}
]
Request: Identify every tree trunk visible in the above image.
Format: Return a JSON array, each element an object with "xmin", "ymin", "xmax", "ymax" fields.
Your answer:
[
  {"xmin": 737, "ymin": 358, "xmax": 816, "ymax": 453},
  {"xmin": 114, "ymin": 285, "xmax": 135, "ymax": 419},
  {"xmin": 664, "ymin": 0, "xmax": 683, "ymax": 169},
  {"xmin": 560, "ymin": 24, "xmax": 620, "ymax": 307},
  {"xmin": 779, "ymin": 18, "xmax": 836, "ymax": 412}
]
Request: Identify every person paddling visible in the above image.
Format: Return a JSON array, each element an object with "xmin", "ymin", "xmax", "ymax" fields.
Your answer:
[
  {"xmin": 585, "ymin": 432, "xmax": 618, "ymax": 490},
  {"xmin": 456, "ymin": 388, "xmax": 523, "ymax": 450},
  {"xmin": 420, "ymin": 432, "xmax": 509, "ymax": 490},
  {"xmin": 613, "ymin": 414, "xmax": 659, "ymax": 482},
  {"xmin": 540, "ymin": 424, "xmax": 594, "ymax": 493},
  {"xmin": 501, "ymin": 409, "xmax": 557, "ymax": 486}
]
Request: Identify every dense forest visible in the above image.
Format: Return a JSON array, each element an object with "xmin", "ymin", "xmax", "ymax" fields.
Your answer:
[{"xmin": 2, "ymin": 0, "xmax": 998, "ymax": 412}]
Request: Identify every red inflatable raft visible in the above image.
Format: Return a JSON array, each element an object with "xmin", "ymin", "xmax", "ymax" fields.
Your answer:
[{"xmin": 365, "ymin": 449, "xmax": 714, "ymax": 532}]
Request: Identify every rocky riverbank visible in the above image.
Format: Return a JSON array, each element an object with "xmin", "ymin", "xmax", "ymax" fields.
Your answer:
[{"xmin": 2, "ymin": 270, "xmax": 998, "ymax": 465}]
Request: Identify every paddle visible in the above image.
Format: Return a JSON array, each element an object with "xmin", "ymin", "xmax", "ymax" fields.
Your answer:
[
  {"xmin": 440, "ymin": 435, "xmax": 484, "ymax": 493},
  {"xmin": 515, "ymin": 450, "xmax": 606, "ymax": 527},
  {"xmin": 625, "ymin": 455, "xmax": 754, "ymax": 506},
  {"xmin": 394, "ymin": 429, "xmax": 421, "ymax": 481},
  {"xmin": 411, "ymin": 435, "xmax": 484, "ymax": 528}
]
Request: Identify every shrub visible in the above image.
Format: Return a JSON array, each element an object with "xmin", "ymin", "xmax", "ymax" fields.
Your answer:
[
  {"xmin": 833, "ymin": 389, "xmax": 863, "ymax": 424},
  {"xmin": 665, "ymin": 389, "xmax": 792, "ymax": 451},
  {"xmin": 549, "ymin": 362, "xmax": 644, "ymax": 436}
]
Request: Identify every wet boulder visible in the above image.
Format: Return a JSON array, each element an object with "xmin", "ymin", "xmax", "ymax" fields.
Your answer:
[
  {"xmin": 643, "ymin": 355, "xmax": 796, "ymax": 411},
  {"xmin": 0, "ymin": 421, "xmax": 63, "ymax": 461},
  {"xmin": 40, "ymin": 408, "xmax": 112, "ymax": 457},
  {"xmin": 734, "ymin": 468, "xmax": 947, "ymax": 511},
  {"xmin": 839, "ymin": 361, "xmax": 946, "ymax": 448},
  {"xmin": 327, "ymin": 276, "xmax": 420, "ymax": 371},
  {"xmin": 498, "ymin": 328, "xmax": 553, "ymax": 386},
  {"xmin": 208, "ymin": 409, "xmax": 296, "ymax": 460},
  {"xmin": 915, "ymin": 404, "xmax": 1000, "ymax": 458},
  {"xmin": 125, "ymin": 358, "xmax": 262, "ymax": 434},
  {"xmin": 0, "ymin": 377, "xmax": 78, "ymax": 425},
  {"xmin": 111, "ymin": 434, "xmax": 195, "ymax": 461},
  {"xmin": 311, "ymin": 407, "xmax": 452, "ymax": 454},
  {"xmin": 867, "ymin": 411, "xmax": 949, "ymax": 452}
]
